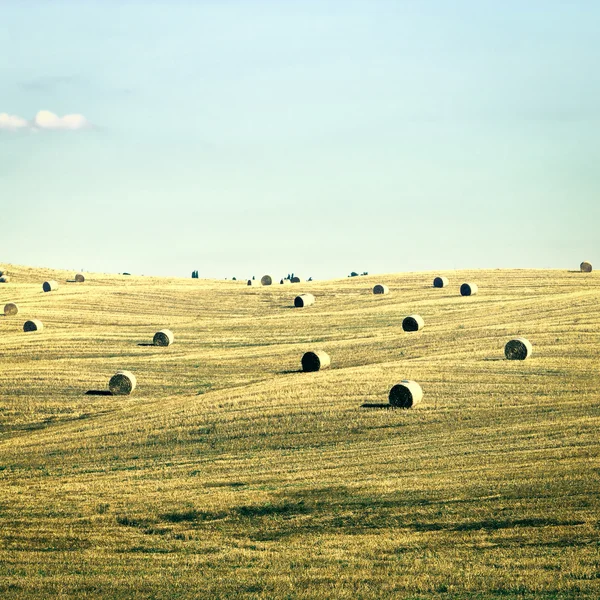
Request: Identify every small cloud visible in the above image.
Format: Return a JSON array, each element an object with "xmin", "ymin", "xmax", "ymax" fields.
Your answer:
[
  {"xmin": 33, "ymin": 110, "xmax": 90, "ymax": 130},
  {"xmin": 0, "ymin": 110, "xmax": 92, "ymax": 132},
  {"xmin": 0, "ymin": 112, "xmax": 30, "ymax": 131}
]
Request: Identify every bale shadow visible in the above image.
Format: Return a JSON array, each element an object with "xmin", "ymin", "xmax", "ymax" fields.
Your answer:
[
  {"xmin": 204, "ymin": 481, "xmax": 246, "ymax": 489},
  {"xmin": 361, "ymin": 403, "xmax": 396, "ymax": 409},
  {"xmin": 278, "ymin": 369, "xmax": 302, "ymax": 374},
  {"xmin": 137, "ymin": 343, "xmax": 155, "ymax": 347},
  {"xmin": 85, "ymin": 390, "xmax": 113, "ymax": 396},
  {"xmin": 483, "ymin": 357, "xmax": 505, "ymax": 362}
]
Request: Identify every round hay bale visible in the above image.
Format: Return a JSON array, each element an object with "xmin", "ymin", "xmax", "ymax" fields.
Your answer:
[
  {"xmin": 23, "ymin": 319, "xmax": 43, "ymax": 332},
  {"xmin": 153, "ymin": 329, "xmax": 174, "ymax": 347},
  {"xmin": 460, "ymin": 282, "xmax": 478, "ymax": 296},
  {"xmin": 389, "ymin": 380, "xmax": 423, "ymax": 408},
  {"xmin": 373, "ymin": 284, "xmax": 389, "ymax": 295},
  {"xmin": 260, "ymin": 275, "xmax": 273, "ymax": 286},
  {"xmin": 74, "ymin": 273, "xmax": 85, "ymax": 282},
  {"xmin": 42, "ymin": 280, "xmax": 58, "ymax": 293},
  {"xmin": 301, "ymin": 350, "xmax": 331, "ymax": 372},
  {"xmin": 433, "ymin": 276, "xmax": 449, "ymax": 288},
  {"xmin": 505, "ymin": 337, "xmax": 532, "ymax": 360},
  {"xmin": 4, "ymin": 303, "xmax": 19, "ymax": 316},
  {"xmin": 294, "ymin": 293, "xmax": 315, "ymax": 308},
  {"xmin": 402, "ymin": 314, "xmax": 424, "ymax": 332},
  {"xmin": 0, "ymin": 276, "xmax": 10, "ymax": 283},
  {"xmin": 580, "ymin": 261, "xmax": 592, "ymax": 273},
  {"xmin": 280, "ymin": 279, "xmax": 292, "ymax": 285},
  {"xmin": 291, "ymin": 276, "xmax": 302, "ymax": 283},
  {"xmin": 109, "ymin": 370, "xmax": 137, "ymax": 395}
]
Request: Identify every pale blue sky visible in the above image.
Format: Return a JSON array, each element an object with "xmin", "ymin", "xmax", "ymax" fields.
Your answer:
[{"xmin": 1, "ymin": 1, "xmax": 598, "ymax": 279}]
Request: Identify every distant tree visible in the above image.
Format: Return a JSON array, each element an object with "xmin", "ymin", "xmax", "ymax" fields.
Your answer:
[
  {"xmin": 252, "ymin": 275, "xmax": 255, "ymax": 280},
  {"xmin": 361, "ymin": 272, "xmax": 368, "ymax": 276},
  {"xmin": 308, "ymin": 277, "xmax": 313, "ymax": 281},
  {"xmin": 349, "ymin": 271, "xmax": 359, "ymax": 277},
  {"xmin": 232, "ymin": 277, "xmax": 237, "ymax": 280}
]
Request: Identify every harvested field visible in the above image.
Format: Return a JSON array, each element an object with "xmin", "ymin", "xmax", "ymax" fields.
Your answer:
[{"xmin": 0, "ymin": 265, "xmax": 599, "ymax": 599}]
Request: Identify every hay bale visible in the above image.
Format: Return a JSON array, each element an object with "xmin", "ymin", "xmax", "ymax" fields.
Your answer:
[
  {"xmin": 42, "ymin": 280, "xmax": 58, "ymax": 292},
  {"xmin": 4, "ymin": 303, "xmax": 19, "ymax": 316},
  {"xmin": 108, "ymin": 370, "xmax": 137, "ymax": 395},
  {"xmin": 388, "ymin": 380, "xmax": 423, "ymax": 408},
  {"xmin": 260, "ymin": 275, "xmax": 273, "ymax": 286},
  {"xmin": 291, "ymin": 276, "xmax": 302, "ymax": 283},
  {"xmin": 74, "ymin": 273, "xmax": 85, "ymax": 282},
  {"xmin": 280, "ymin": 279, "xmax": 292, "ymax": 285},
  {"xmin": 247, "ymin": 279, "xmax": 259, "ymax": 286},
  {"xmin": 460, "ymin": 282, "xmax": 478, "ymax": 296},
  {"xmin": 301, "ymin": 350, "xmax": 331, "ymax": 372},
  {"xmin": 433, "ymin": 276, "xmax": 449, "ymax": 288},
  {"xmin": 153, "ymin": 329, "xmax": 174, "ymax": 347},
  {"xmin": 23, "ymin": 319, "xmax": 43, "ymax": 332},
  {"xmin": 505, "ymin": 337, "xmax": 532, "ymax": 360},
  {"xmin": 294, "ymin": 293, "xmax": 315, "ymax": 308},
  {"xmin": 0, "ymin": 276, "xmax": 10, "ymax": 283},
  {"xmin": 402, "ymin": 314, "xmax": 424, "ymax": 332},
  {"xmin": 580, "ymin": 261, "xmax": 592, "ymax": 273},
  {"xmin": 373, "ymin": 284, "xmax": 389, "ymax": 295}
]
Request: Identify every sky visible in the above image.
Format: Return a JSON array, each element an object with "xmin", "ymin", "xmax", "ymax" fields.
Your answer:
[{"xmin": 1, "ymin": 1, "xmax": 598, "ymax": 280}]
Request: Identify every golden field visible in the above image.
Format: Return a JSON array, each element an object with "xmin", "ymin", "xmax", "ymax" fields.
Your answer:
[{"xmin": 0, "ymin": 264, "xmax": 599, "ymax": 599}]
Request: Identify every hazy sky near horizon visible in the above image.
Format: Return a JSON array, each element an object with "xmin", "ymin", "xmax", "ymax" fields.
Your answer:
[{"xmin": 1, "ymin": 1, "xmax": 598, "ymax": 279}]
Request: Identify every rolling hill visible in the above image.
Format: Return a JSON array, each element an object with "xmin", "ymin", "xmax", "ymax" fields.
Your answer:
[{"xmin": 0, "ymin": 264, "xmax": 599, "ymax": 599}]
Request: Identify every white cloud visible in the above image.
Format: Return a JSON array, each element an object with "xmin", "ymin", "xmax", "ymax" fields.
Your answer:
[
  {"xmin": 33, "ymin": 110, "xmax": 90, "ymax": 130},
  {"xmin": 0, "ymin": 110, "xmax": 91, "ymax": 132},
  {"xmin": 0, "ymin": 113, "xmax": 30, "ymax": 130}
]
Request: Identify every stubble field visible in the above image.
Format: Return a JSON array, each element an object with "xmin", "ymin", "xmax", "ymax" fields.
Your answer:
[{"xmin": 0, "ymin": 264, "xmax": 599, "ymax": 599}]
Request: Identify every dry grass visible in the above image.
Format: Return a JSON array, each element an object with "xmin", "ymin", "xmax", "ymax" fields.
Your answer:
[{"xmin": 0, "ymin": 265, "xmax": 599, "ymax": 598}]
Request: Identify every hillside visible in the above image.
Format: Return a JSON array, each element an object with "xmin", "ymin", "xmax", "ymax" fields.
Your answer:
[{"xmin": 0, "ymin": 264, "xmax": 599, "ymax": 599}]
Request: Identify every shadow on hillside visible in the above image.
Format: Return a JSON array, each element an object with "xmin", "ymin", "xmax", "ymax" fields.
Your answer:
[
  {"xmin": 412, "ymin": 517, "xmax": 585, "ymax": 533},
  {"xmin": 85, "ymin": 390, "xmax": 114, "ymax": 396}
]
